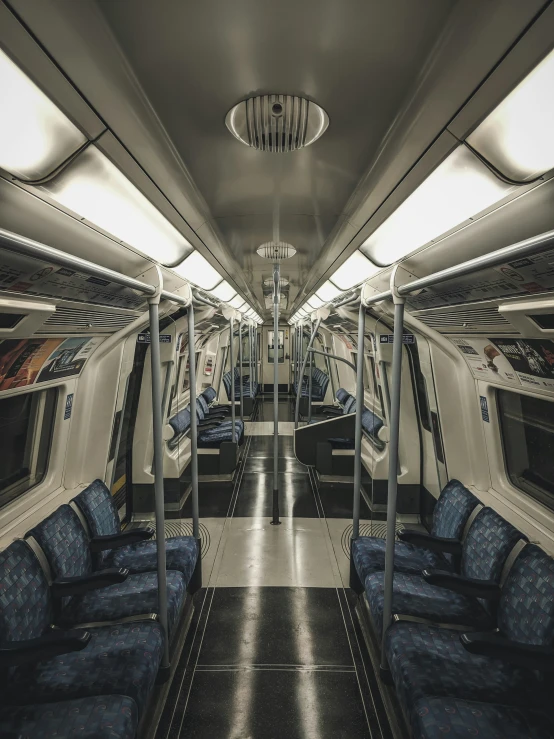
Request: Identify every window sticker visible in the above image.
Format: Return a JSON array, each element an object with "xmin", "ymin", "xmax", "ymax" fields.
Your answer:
[
  {"xmin": 64, "ymin": 393, "xmax": 74, "ymax": 420},
  {"xmin": 480, "ymin": 395, "xmax": 489, "ymax": 423}
]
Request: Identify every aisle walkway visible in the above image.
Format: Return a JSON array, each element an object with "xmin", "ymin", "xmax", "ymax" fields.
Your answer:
[{"xmin": 156, "ymin": 398, "xmax": 391, "ymax": 739}]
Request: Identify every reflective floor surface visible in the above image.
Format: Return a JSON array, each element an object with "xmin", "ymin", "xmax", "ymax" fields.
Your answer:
[{"xmin": 155, "ymin": 398, "xmax": 392, "ymax": 739}]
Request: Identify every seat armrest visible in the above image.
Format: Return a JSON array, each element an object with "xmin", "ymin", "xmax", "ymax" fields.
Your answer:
[
  {"xmin": 0, "ymin": 629, "xmax": 91, "ymax": 667},
  {"xmin": 397, "ymin": 529, "xmax": 463, "ymax": 555},
  {"xmin": 460, "ymin": 632, "xmax": 554, "ymax": 672},
  {"xmin": 422, "ymin": 569, "xmax": 501, "ymax": 599},
  {"xmin": 207, "ymin": 412, "xmax": 228, "ymax": 420},
  {"xmin": 90, "ymin": 528, "xmax": 154, "ymax": 552},
  {"xmin": 198, "ymin": 421, "xmax": 223, "ymax": 431},
  {"xmin": 322, "ymin": 408, "xmax": 343, "ymax": 416},
  {"xmin": 51, "ymin": 568, "xmax": 129, "ymax": 597}
]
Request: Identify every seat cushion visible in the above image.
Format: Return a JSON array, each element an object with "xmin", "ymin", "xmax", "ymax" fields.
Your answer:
[
  {"xmin": 110, "ymin": 536, "xmax": 198, "ymax": 584},
  {"xmin": 431, "ymin": 480, "xmax": 480, "ymax": 539},
  {"xmin": 6, "ymin": 622, "xmax": 163, "ymax": 715},
  {"xmin": 328, "ymin": 437, "xmax": 355, "ymax": 450},
  {"xmin": 0, "ymin": 695, "xmax": 138, "ymax": 739},
  {"xmin": 365, "ymin": 572, "xmax": 493, "ymax": 635},
  {"xmin": 60, "ymin": 570, "xmax": 186, "ymax": 635},
  {"xmin": 412, "ymin": 697, "xmax": 553, "ymax": 739},
  {"xmin": 352, "ymin": 536, "xmax": 451, "ymax": 584},
  {"xmin": 385, "ymin": 621, "xmax": 548, "ymax": 724}
]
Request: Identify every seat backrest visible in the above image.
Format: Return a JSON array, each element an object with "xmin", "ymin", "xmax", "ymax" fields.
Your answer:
[
  {"xmin": 461, "ymin": 507, "xmax": 524, "ymax": 582},
  {"xmin": 195, "ymin": 397, "xmax": 206, "ymax": 420},
  {"xmin": 498, "ymin": 543, "xmax": 554, "ymax": 646},
  {"xmin": 202, "ymin": 387, "xmax": 217, "ymax": 404},
  {"xmin": 197, "ymin": 395, "xmax": 210, "ymax": 416},
  {"xmin": 336, "ymin": 388, "xmax": 349, "ymax": 405},
  {"xmin": 169, "ymin": 407, "xmax": 192, "ymax": 437},
  {"xmin": 343, "ymin": 396, "xmax": 356, "ymax": 415},
  {"xmin": 28, "ymin": 505, "xmax": 92, "ymax": 580},
  {"xmin": 0, "ymin": 540, "xmax": 52, "ymax": 642},
  {"xmin": 361, "ymin": 408, "xmax": 383, "ymax": 437},
  {"xmin": 73, "ymin": 479, "xmax": 121, "ymax": 539},
  {"xmin": 431, "ymin": 480, "xmax": 480, "ymax": 540}
]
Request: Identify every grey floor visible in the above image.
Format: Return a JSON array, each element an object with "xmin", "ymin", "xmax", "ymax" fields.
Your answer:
[{"xmin": 156, "ymin": 398, "xmax": 392, "ymax": 739}]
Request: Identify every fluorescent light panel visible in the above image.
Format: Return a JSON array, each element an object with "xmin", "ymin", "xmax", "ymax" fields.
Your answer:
[
  {"xmin": 330, "ymin": 250, "xmax": 380, "ymax": 290},
  {"xmin": 306, "ymin": 295, "xmax": 324, "ymax": 309},
  {"xmin": 0, "ymin": 48, "xmax": 86, "ymax": 180},
  {"xmin": 315, "ymin": 280, "xmax": 342, "ymax": 302},
  {"xmin": 42, "ymin": 146, "xmax": 192, "ymax": 265},
  {"xmin": 468, "ymin": 49, "xmax": 554, "ymax": 181},
  {"xmin": 229, "ymin": 295, "xmax": 246, "ymax": 309},
  {"xmin": 210, "ymin": 280, "xmax": 236, "ymax": 301},
  {"xmin": 361, "ymin": 146, "xmax": 512, "ymax": 266},
  {"xmin": 174, "ymin": 250, "xmax": 222, "ymax": 289}
]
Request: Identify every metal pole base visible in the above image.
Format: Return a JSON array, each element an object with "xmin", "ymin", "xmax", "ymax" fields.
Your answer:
[
  {"xmin": 271, "ymin": 491, "xmax": 281, "ymax": 525},
  {"xmin": 188, "ymin": 538, "xmax": 202, "ymax": 594},
  {"xmin": 349, "ymin": 546, "xmax": 364, "ymax": 594}
]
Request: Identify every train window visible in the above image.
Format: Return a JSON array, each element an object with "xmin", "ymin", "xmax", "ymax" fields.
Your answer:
[
  {"xmin": 0, "ymin": 388, "xmax": 57, "ymax": 509},
  {"xmin": 407, "ymin": 343, "xmax": 431, "ymax": 432},
  {"xmin": 530, "ymin": 313, "xmax": 554, "ymax": 330},
  {"xmin": 268, "ymin": 330, "xmax": 284, "ymax": 363},
  {"xmin": 0, "ymin": 313, "xmax": 24, "ymax": 329},
  {"xmin": 498, "ymin": 389, "xmax": 554, "ymax": 511}
]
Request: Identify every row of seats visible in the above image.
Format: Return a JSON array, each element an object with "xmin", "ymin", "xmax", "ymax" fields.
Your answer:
[
  {"xmin": 168, "ymin": 387, "xmax": 245, "ymax": 450},
  {"xmin": 0, "ymin": 479, "xmax": 198, "ymax": 738},
  {"xmin": 352, "ymin": 480, "xmax": 554, "ymax": 738},
  {"xmin": 293, "ymin": 366, "xmax": 329, "ymax": 402},
  {"xmin": 311, "ymin": 388, "xmax": 384, "ymax": 450},
  {"xmin": 222, "ymin": 367, "xmax": 258, "ymax": 400}
]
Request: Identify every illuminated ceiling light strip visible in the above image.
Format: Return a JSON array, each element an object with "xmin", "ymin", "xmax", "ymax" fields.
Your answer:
[
  {"xmin": 467, "ymin": 49, "xmax": 554, "ymax": 181},
  {"xmin": 229, "ymin": 295, "xmax": 246, "ymax": 309},
  {"xmin": 0, "ymin": 48, "xmax": 86, "ymax": 180},
  {"xmin": 210, "ymin": 279, "xmax": 237, "ymax": 301},
  {"xmin": 40, "ymin": 146, "xmax": 193, "ymax": 265},
  {"xmin": 360, "ymin": 145, "xmax": 512, "ymax": 267},
  {"xmin": 173, "ymin": 250, "xmax": 222, "ymax": 289},
  {"xmin": 315, "ymin": 280, "xmax": 342, "ymax": 302},
  {"xmin": 329, "ymin": 250, "xmax": 381, "ymax": 290},
  {"xmin": 306, "ymin": 295, "xmax": 324, "ymax": 309}
]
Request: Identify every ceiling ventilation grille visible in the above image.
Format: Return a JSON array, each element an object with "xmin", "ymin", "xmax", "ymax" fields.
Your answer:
[
  {"xmin": 413, "ymin": 304, "xmax": 514, "ymax": 334},
  {"xmin": 38, "ymin": 306, "xmax": 138, "ymax": 334}
]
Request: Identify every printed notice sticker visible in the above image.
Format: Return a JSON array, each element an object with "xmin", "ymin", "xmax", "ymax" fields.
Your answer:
[
  {"xmin": 480, "ymin": 396, "xmax": 490, "ymax": 423},
  {"xmin": 64, "ymin": 393, "xmax": 74, "ymax": 420}
]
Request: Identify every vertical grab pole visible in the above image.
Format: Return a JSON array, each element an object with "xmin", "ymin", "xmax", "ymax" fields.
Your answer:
[
  {"xmin": 308, "ymin": 319, "xmax": 314, "ymax": 424},
  {"xmin": 230, "ymin": 316, "xmax": 236, "ymax": 443},
  {"xmin": 249, "ymin": 322, "xmax": 253, "ymax": 400},
  {"xmin": 239, "ymin": 317, "xmax": 244, "ymax": 421},
  {"xmin": 147, "ymin": 272, "xmax": 170, "ymax": 671},
  {"xmin": 187, "ymin": 301, "xmax": 202, "ymax": 592},
  {"xmin": 380, "ymin": 278, "xmax": 405, "ymax": 671},
  {"xmin": 295, "ymin": 318, "xmax": 321, "ymax": 429},
  {"xmin": 271, "ymin": 262, "xmax": 281, "ymax": 525},
  {"xmin": 350, "ymin": 301, "xmax": 366, "ymax": 593}
]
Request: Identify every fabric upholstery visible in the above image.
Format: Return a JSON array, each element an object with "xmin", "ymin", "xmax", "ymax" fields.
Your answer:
[
  {"xmin": 352, "ymin": 536, "xmax": 451, "ymax": 585},
  {"xmin": 168, "ymin": 408, "xmax": 191, "ymax": 436},
  {"xmin": 385, "ymin": 621, "xmax": 548, "ymax": 722},
  {"xmin": 460, "ymin": 508, "xmax": 523, "ymax": 582},
  {"xmin": 365, "ymin": 572, "xmax": 493, "ymax": 635},
  {"xmin": 412, "ymin": 697, "xmax": 553, "ymax": 739},
  {"xmin": 431, "ymin": 480, "xmax": 480, "ymax": 539},
  {"xmin": 335, "ymin": 388, "xmax": 350, "ymax": 405},
  {"xmin": 497, "ymin": 543, "xmax": 554, "ymax": 646},
  {"xmin": 0, "ymin": 695, "xmax": 138, "ymax": 739},
  {"xmin": 5, "ymin": 621, "xmax": 163, "ymax": 715},
  {"xmin": 343, "ymin": 396, "xmax": 356, "ymax": 415},
  {"xmin": 74, "ymin": 481, "xmax": 198, "ymax": 581},
  {"xmin": 202, "ymin": 387, "xmax": 217, "ymax": 404},
  {"xmin": 59, "ymin": 570, "xmax": 186, "ymax": 634},
  {"xmin": 0, "ymin": 540, "xmax": 52, "ymax": 642},
  {"xmin": 29, "ymin": 505, "xmax": 92, "ymax": 580}
]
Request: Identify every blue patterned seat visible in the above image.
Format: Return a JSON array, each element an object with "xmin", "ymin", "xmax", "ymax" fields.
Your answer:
[
  {"xmin": 202, "ymin": 386, "xmax": 217, "ymax": 404},
  {"xmin": 0, "ymin": 540, "xmax": 163, "ymax": 715},
  {"xmin": 0, "ymin": 695, "xmax": 138, "ymax": 739},
  {"xmin": 28, "ymin": 506, "xmax": 186, "ymax": 634},
  {"xmin": 365, "ymin": 507, "xmax": 524, "ymax": 633},
  {"xmin": 385, "ymin": 544, "xmax": 554, "ymax": 726},
  {"xmin": 73, "ymin": 479, "xmax": 198, "ymax": 584},
  {"xmin": 352, "ymin": 480, "xmax": 480, "ymax": 584},
  {"xmin": 412, "ymin": 697, "xmax": 553, "ymax": 739}
]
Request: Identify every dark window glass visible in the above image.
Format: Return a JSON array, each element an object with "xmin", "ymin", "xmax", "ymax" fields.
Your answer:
[
  {"xmin": 530, "ymin": 314, "xmax": 554, "ymax": 330},
  {"xmin": 0, "ymin": 389, "xmax": 57, "ymax": 509},
  {"xmin": 0, "ymin": 313, "xmax": 24, "ymax": 329},
  {"xmin": 407, "ymin": 342, "xmax": 431, "ymax": 432},
  {"xmin": 498, "ymin": 389, "xmax": 554, "ymax": 511}
]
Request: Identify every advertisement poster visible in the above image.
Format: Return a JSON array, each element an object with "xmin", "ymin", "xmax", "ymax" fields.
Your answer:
[
  {"xmin": 0, "ymin": 337, "xmax": 103, "ymax": 391},
  {"xmin": 450, "ymin": 337, "xmax": 520, "ymax": 386},
  {"xmin": 489, "ymin": 338, "xmax": 554, "ymax": 391}
]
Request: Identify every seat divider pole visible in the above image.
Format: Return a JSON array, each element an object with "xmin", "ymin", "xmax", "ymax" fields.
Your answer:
[
  {"xmin": 294, "ymin": 318, "xmax": 321, "ymax": 429},
  {"xmin": 230, "ymin": 317, "xmax": 236, "ymax": 443},
  {"xmin": 249, "ymin": 322, "xmax": 253, "ymax": 400},
  {"xmin": 380, "ymin": 288, "xmax": 405, "ymax": 671},
  {"xmin": 308, "ymin": 321, "xmax": 313, "ymax": 424},
  {"xmin": 147, "ymin": 286, "xmax": 170, "ymax": 671},
  {"xmin": 271, "ymin": 262, "xmax": 281, "ymax": 525},
  {"xmin": 187, "ymin": 302, "xmax": 202, "ymax": 589},
  {"xmin": 352, "ymin": 303, "xmax": 365, "ymax": 542},
  {"xmin": 239, "ymin": 318, "xmax": 244, "ymax": 421}
]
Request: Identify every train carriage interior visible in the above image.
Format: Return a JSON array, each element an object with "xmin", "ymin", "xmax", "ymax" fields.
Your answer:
[{"xmin": 1, "ymin": 1, "xmax": 554, "ymax": 737}]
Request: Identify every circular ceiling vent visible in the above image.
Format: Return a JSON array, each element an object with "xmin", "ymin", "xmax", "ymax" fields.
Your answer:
[
  {"xmin": 257, "ymin": 242, "xmax": 297, "ymax": 261},
  {"xmin": 226, "ymin": 94, "xmax": 329, "ymax": 152},
  {"xmin": 263, "ymin": 277, "xmax": 289, "ymax": 288}
]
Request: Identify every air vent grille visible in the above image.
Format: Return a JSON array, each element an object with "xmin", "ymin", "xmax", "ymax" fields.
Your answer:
[
  {"xmin": 414, "ymin": 305, "xmax": 514, "ymax": 333},
  {"xmin": 38, "ymin": 306, "xmax": 138, "ymax": 334}
]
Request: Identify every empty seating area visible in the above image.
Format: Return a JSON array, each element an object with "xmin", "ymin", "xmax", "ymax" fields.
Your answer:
[
  {"xmin": 0, "ymin": 480, "xmax": 199, "ymax": 738},
  {"xmin": 222, "ymin": 367, "xmax": 258, "ymax": 400},
  {"xmin": 293, "ymin": 366, "xmax": 329, "ymax": 402},
  {"xmin": 351, "ymin": 479, "xmax": 554, "ymax": 739}
]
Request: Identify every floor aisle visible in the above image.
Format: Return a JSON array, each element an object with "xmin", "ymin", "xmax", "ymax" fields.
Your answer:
[{"xmin": 156, "ymin": 398, "xmax": 392, "ymax": 739}]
